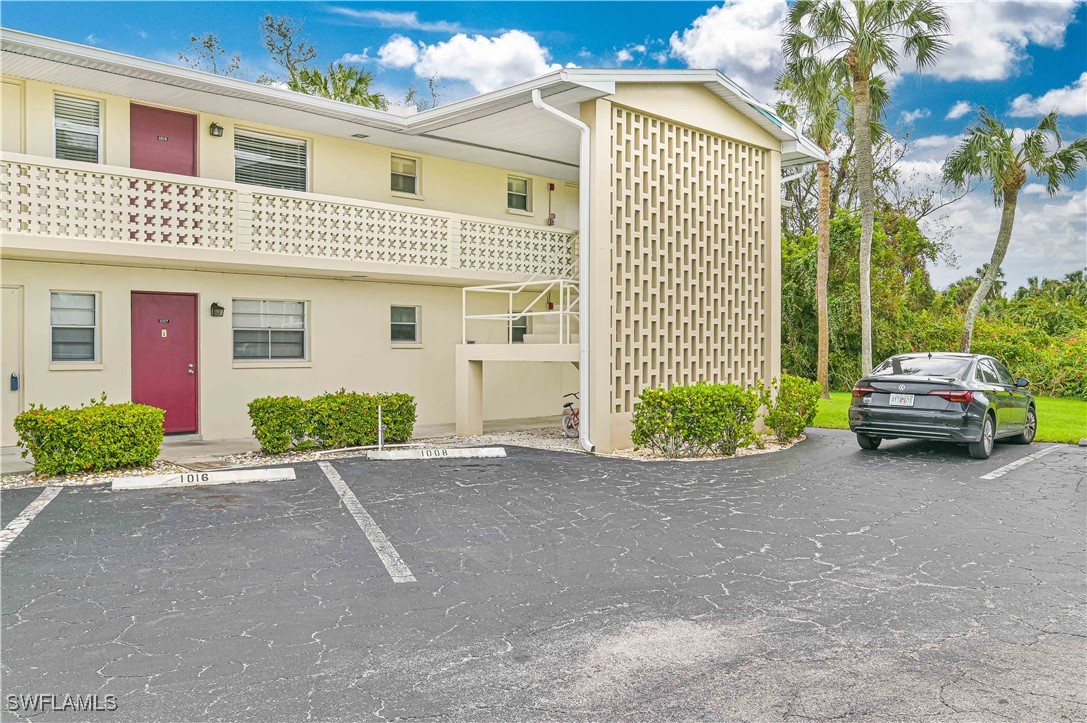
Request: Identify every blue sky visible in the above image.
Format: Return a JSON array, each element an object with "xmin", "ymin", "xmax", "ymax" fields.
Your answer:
[{"xmin": 3, "ymin": 1, "xmax": 1086, "ymax": 289}]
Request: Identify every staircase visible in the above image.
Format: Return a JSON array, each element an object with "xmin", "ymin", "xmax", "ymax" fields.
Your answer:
[{"xmin": 523, "ymin": 314, "xmax": 579, "ymax": 344}]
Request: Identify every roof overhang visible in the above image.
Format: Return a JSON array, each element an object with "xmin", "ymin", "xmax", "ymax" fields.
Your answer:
[{"xmin": 0, "ymin": 28, "xmax": 825, "ymax": 179}]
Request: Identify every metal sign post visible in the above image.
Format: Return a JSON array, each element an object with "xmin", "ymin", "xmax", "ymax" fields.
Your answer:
[{"xmin": 378, "ymin": 405, "xmax": 385, "ymax": 451}]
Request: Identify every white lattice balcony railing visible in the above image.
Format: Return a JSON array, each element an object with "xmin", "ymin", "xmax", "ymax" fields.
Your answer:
[{"xmin": 0, "ymin": 153, "xmax": 577, "ymax": 278}]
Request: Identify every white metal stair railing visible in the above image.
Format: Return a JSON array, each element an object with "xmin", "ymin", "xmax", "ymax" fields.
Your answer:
[{"xmin": 461, "ymin": 257, "xmax": 580, "ymax": 345}]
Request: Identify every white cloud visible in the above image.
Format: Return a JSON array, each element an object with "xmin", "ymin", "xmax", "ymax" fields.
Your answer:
[
  {"xmin": 615, "ymin": 44, "xmax": 650, "ymax": 65},
  {"xmin": 328, "ymin": 8, "xmax": 465, "ymax": 34},
  {"xmin": 668, "ymin": 0, "xmax": 788, "ymax": 103},
  {"xmin": 378, "ymin": 35, "xmax": 421, "ymax": 68},
  {"xmin": 338, "ymin": 50, "xmax": 372, "ymax": 65},
  {"xmin": 945, "ymin": 101, "xmax": 972, "ymax": 120},
  {"xmin": 381, "ymin": 30, "xmax": 562, "ymax": 94},
  {"xmin": 85, "ymin": 34, "xmax": 101, "ymax": 45},
  {"xmin": 934, "ymin": 1, "xmax": 1080, "ymax": 81},
  {"xmin": 1009, "ymin": 72, "xmax": 1087, "ymax": 116},
  {"xmin": 900, "ymin": 108, "xmax": 931, "ymax": 123}
]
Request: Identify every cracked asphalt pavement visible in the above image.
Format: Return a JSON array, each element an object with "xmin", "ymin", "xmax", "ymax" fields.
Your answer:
[{"xmin": 1, "ymin": 429, "xmax": 1085, "ymax": 722}]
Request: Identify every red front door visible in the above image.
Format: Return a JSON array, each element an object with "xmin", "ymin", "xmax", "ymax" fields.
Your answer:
[
  {"xmin": 131, "ymin": 292, "xmax": 198, "ymax": 434},
  {"xmin": 130, "ymin": 104, "xmax": 197, "ymax": 176}
]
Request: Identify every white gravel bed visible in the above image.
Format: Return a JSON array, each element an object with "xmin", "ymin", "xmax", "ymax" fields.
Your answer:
[
  {"xmin": 1, "ymin": 459, "xmax": 188, "ymax": 489},
  {"xmin": 2, "ymin": 430, "xmax": 806, "ymax": 488}
]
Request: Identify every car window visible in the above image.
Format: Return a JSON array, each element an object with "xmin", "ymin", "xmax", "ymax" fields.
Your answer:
[
  {"xmin": 991, "ymin": 359, "xmax": 1016, "ymax": 386},
  {"xmin": 870, "ymin": 356, "xmax": 971, "ymax": 378},
  {"xmin": 975, "ymin": 360, "xmax": 1000, "ymax": 385}
]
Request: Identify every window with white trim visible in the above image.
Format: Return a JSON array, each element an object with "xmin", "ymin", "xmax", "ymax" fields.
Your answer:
[
  {"xmin": 50, "ymin": 292, "xmax": 99, "ymax": 362},
  {"xmin": 54, "ymin": 94, "xmax": 101, "ymax": 163},
  {"xmin": 232, "ymin": 299, "xmax": 307, "ymax": 360},
  {"xmin": 391, "ymin": 155, "xmax": 419, "ymax": 195},
  {"xmin": 234, "ymin": 129, "xmax": 308, "ymax": 192},
  {"xmin": 391, "ymin": 306, "xmax": 419, "ymax": 343},
  {"xmin": 507, "ymin": 176, "xmax": 530, "ymax": 211},
  {"xmin": 512, "ymin": 315, "xmax": 528, "ymax": 343}
]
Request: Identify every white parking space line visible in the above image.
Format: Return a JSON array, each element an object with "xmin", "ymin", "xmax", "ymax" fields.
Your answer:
[
  {"xmin": 318, "ymin": 462, "xmax": 416, "ymax": 583},
  {"xmin": 0, "ymin": 487, "xmax": 61, "ymax": 554},
  {"xmin": 981, "ymin": 446, "xmax": 1060, "ymax": 480}
]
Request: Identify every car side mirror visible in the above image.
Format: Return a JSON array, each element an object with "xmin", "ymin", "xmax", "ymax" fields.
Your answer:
[{"xmin": 1015, "ymin": 377, "xmax": 1030, "ymax": 388}]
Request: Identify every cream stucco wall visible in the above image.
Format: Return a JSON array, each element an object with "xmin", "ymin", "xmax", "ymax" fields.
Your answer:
[
  {"xmin": 0, "ymin": 259, "xmax": 578, "ymax": 441},
  {"xmin": 5, "ymin": 76, "xmax": 579, "ymax": 229}
]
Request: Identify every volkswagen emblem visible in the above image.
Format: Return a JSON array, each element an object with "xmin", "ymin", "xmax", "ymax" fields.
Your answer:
[{"xmin": 898, "ymin": 385, "xmax": 906, "ymax": 391}]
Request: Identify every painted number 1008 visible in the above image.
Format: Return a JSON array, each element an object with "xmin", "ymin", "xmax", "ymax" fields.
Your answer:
[{"xmin": 421, "ymin": 449, "xmax": 450, "ymax": 458}]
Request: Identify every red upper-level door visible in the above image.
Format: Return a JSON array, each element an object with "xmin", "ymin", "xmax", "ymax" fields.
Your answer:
[{"xmin": 130, "ymin": 104, "xmax": 197, "ymax": 176}]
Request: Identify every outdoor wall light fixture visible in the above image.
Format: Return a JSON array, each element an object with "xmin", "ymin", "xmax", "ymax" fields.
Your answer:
[
  {"xmin": 209, "ymin": 122, "xmax": 224, "ymax": 137},
  {"xmin": 210, "ymin": 302, "xmax": 225, "ymax": 317}
]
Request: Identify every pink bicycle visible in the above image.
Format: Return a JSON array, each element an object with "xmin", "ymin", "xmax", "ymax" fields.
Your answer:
[{"xmin": 561, "ymin": 392, "xmax": 580, "ymax": 438}]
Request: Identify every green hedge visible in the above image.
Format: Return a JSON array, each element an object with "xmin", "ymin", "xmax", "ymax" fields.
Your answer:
[
  {"xmin": 248, "ymin": 389, "xmax": 417, "ymax": 453},
  {"xmin": 14, "ymin": 395, "xmax": 165, "ymax": 476},
  {"xmin": 631, "ymin": 382, "xmax": 768, "ymax": 458},
  {"xmin": 764, "ymin": 374, "xmax": 822, "ymax": 442}
]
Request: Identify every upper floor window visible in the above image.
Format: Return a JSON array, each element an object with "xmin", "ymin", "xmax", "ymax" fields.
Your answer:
[
  {"xmin": 54, "ymin": 94, "xmax": 101, "ymax": 164},
  {"xmin": 232, "ymin": 299, "xmax": 307, "ymax": 360},
  {"xmin": 50, "ymin": 291, "xmax": 99, "ymax": 362},
  {"xmin": 234, "ymin": 129, "xmax": 308, "ymax": 192},
  {"xmin": 507, "ymin": 176, "xmax": 531, "ymax": 212},
  {"xmin": 391, "ymin": 155, "xmax": 419, "ymax": 195}
]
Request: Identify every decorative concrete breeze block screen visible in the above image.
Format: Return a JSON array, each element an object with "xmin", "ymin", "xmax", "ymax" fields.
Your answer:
[
  {"xmin": 0, "ymin": 160, "xmax": 236, "ymax": 248},
  {"xmin": 611, "ymin": 106, "xmax": 769, "ymax": 414},
  {"xmin": 250, "ymin": 193, "xmax": 452, "ymax": 267}
]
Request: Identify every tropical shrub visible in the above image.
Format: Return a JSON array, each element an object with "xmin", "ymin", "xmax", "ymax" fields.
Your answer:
[
  {"xmin": 631, "ymin": 382, "xmax": 768, "ymax": 458},
  {"xmin": 14, "ymin": 394, "xmax": 164, "ymax": 476},
  {"xmin": 248, "ymin": 390, "xmax": 416, "ymax": 453},
  {"xmin": 764, "ymin": 374, "xmax": 822, "ymax": 442}
]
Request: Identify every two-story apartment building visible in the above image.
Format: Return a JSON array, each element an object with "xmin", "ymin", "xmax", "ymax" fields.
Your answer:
[{"xmin": 0, "ymin": 28, "xmax": 823, "ymax": 453}]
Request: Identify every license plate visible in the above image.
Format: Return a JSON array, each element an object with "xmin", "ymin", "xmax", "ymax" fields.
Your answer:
[{"xmin": 889, "ymin": 393, "xmax": 915, "ymax": 407}]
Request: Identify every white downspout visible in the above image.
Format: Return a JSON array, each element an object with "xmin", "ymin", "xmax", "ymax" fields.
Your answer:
[{"xmin": 531, "ymin": 88, "xmax": 595, "ymax": 453}]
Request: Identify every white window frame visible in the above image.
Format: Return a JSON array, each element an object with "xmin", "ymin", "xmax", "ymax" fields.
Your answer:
[
  {"xmin": 511, "ymin": 315, "xmax": 529, "ymax": 344},
  {"xmin": 53, "ymin": 93, "xmax": 103, "ymax": 164},
  {"xmin": 507, "ymin": 175, "xmax": 532, "ymax": 215},
  {"xmin": 231, "ymin": 298, "xmax": 309, "ymax": 362},
  {"xmin": 233, "ymin": 127, "xmax": 310, "ymax": 193},
  {"xmin": 49, "ymin": 290, "xmax": 100, "ymax": 365},
  {"xmin": 390, "ymin": 154, "xmax": 422, "ymax": 198},
  {"xmin": 390, "ymin": 305, "xmax": 421, "ymax": 346}
]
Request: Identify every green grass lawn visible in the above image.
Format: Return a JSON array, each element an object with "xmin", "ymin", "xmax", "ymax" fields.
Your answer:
[{"xmin": 811, "ymin": 392, "xmax": 1087, "ymax": 444}]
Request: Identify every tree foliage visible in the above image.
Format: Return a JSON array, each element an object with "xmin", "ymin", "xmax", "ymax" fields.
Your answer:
[
  {"xmin": 287, "ymin": 63, "xmax": 389, "ymax": 110},
  {"xmin": 177, "ymin": 33, "xmax": 242, "ymax": 77}
]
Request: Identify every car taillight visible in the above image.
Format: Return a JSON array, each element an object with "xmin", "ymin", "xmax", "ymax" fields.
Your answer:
[
  {"xmin": 851, "ymin": 385, "xmax": 877, "ymax": 397},
  {"xmin": 928, "ymin": 389, "xmax": 974, "ymax": 404}
]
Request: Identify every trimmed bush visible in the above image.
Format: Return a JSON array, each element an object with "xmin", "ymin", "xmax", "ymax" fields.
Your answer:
[
  {"xmin": 631, "ymin": 382, "xmax": 768, "ymax": 458},
  {"xmin": 14, "ymin": 394, "xmax": 164, "ymax": 476},
  {"xmin": 248, "ymin": 389, "xmax": 417, "ymax": 454},
  {"xmin": 765, "ymin": 374, "xmax": 822, "ymax": 442}
]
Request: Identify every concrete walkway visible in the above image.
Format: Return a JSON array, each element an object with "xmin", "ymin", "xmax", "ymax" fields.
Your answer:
[{"xmin": 0, "ymin": 416, "xmax": 561, "ymax": 475}]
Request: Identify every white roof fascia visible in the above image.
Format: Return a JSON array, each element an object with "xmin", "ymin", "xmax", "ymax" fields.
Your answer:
[{"xmin": 1, "ymin": 28, "xmax": 825, "ymax": 166}]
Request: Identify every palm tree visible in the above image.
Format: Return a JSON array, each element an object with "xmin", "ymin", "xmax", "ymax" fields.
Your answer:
[
  {"xmin": 777, "ymin": 63, "xmax": 889, "ymax": 398},
  {"xmin": 783, "ymin": 0, "xmax": 949, "ymax": 375},
  {"xmin": 943, "ymin": 109, "xmax": 1087, "ymax": 351},
  {"xmin": 287, "ymin": 63, "xmax": 389, "ymax": 110}
]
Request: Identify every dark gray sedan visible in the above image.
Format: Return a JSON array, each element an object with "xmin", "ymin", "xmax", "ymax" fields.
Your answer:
[{"xmin": 848, "ymin": 352, "xmax": 1036, "ymax": 459}]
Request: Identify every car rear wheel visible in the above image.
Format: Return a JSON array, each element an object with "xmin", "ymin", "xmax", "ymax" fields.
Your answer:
[
  {"xmin": 856, "ymin": 433, "xmax": 882, "ymax": 450},
  {"xmin": 1009, "ymin": 407, "xmax": 1037, "ymax": 445},
  {"xmin": 969, "ymin": 415, "xmax": 995, "ymax": 459}
]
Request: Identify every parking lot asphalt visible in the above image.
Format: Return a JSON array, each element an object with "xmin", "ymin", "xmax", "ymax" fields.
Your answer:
[{"xmin": 2, "ymin": 429, "xmax": 1085, "ymax": 722}]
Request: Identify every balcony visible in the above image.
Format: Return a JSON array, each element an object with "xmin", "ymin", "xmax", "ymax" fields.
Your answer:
[{"xmin": 0, "ymin": 153, "xmax": 577, "ymax": 282}]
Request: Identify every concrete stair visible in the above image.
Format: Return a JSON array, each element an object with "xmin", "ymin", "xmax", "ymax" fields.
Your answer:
[{"xmin": 522, "ymin": 315, "xmax": 578, "ymax": 344}]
